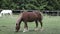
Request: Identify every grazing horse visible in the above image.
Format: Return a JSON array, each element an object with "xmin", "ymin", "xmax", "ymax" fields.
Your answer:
[
  {"xmin": 16, "ymin": 11, "xmax": 43, "ymax": 32},
  {"xmin": 0, "ymin": 10, "xmax": 13, "ymax": 17}
]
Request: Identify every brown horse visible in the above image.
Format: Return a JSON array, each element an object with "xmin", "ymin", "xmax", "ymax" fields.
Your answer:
[{"xmin": 16, "ymin": 11, "xmax": 43, "ymax": 32}]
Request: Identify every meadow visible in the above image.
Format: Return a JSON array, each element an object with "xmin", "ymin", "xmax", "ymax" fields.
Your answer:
[{"xmin": 0, "ymin": 15, "xmax": 60, "ymax": 34}]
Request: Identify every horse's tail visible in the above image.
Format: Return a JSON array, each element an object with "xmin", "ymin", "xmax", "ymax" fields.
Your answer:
[
  {"xmin": 34, "ymin": 11, "xmax": 43, "ymax": 20},
  {"xmin": 39, "ymin": 12, "xmax": 43, "ymax": 20}
]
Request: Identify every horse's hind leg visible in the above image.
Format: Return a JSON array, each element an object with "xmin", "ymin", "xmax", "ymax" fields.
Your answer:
[
  {"xmin": 10, "ymin": 13, "xmax": 13, "ymax": 17},
  {"xmin": 39, "ymin": 20, "xmax": 43, "ymax": 31},
  {"xmin": 23, "ymin": 22, "xmax": 28, "ymax": 32},
  {"xmin": 34, "ymin": 21, "xmax": 39, "ymax": 31}
]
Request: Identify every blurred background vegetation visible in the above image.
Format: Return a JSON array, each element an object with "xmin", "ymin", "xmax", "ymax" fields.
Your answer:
[{"xmin": 0, "ymin": 0, "xmax": 60, "ymax": 10}]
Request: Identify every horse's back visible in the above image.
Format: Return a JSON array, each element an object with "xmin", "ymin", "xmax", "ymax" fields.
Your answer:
[
  {"xmin": 21, "ymin": 11, "xmax": 42, "ymax": 22},
  {"xmin": 22, "ymin": 12, "xmax": 38, "ymax": 18},
  {"xmin": 1, "ymin": 10, "xmax": 12, "ymax": 13}
]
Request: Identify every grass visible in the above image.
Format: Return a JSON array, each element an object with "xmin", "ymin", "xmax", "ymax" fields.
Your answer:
[{"xmin": 0, "ymin": 15, "xmax": 60, "ymax": 34}]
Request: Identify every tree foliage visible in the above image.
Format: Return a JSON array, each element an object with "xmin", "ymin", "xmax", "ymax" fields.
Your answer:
[{"xmin": 0, "ymin": 0, "xmax": 60, "ymax": 10}]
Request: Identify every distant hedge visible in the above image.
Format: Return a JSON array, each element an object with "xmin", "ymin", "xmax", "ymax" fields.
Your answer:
[{"xmin": 0, "ymin": 0, "xmax": 60, "ymax": 10}]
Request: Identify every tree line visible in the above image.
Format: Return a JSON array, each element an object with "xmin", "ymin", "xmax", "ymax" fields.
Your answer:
[{"xmin": 0, "ymin": 0, "xmax": 60, "ymax": 10}]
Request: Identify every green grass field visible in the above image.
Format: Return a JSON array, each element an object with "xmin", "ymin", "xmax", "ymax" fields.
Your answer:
[{"xmin": 0, "ymin": 15, "xmax": 60, "ymax": 34}]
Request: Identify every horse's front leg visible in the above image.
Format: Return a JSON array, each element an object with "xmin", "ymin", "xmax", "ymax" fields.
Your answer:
[
  {"xmin": 34, "ymin": 21, "xmax": 39, "ymax": 31},
  {"xmin": 3, "ymin": 13, "xmax": 5, "ymax": 16},
  {"xmin": 23, "ymin": 22, "xmax": 28, "ymax": 32},
  {"xmin": 0, "ymin": 13, "xmax": 2, "ymax": 17}
]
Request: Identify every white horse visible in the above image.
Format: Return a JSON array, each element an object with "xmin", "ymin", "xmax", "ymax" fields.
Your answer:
[{"xmin": 0, "ymin": 10, "xmax": 13, "ymax": 17}]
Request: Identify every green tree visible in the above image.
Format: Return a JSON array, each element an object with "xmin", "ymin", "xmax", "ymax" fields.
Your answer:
[{"xmin": 0, "ymin": 0, "xmax": 60, "ymax": 10}]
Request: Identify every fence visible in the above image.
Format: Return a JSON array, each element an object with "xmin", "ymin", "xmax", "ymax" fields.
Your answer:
[
  {"xmin": 13, "ymin": 10, "xmax": 60, "ymax": 16},
  {"xmin": 0, "ymin": 10, "xmax": 60, "ymax": 16},
  {"xmin": 42, "ymin": 10, "xmax": 60, "ymax": 16}
]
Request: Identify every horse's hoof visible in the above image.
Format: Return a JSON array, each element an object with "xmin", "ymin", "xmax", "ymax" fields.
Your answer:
[
  {"xmin": 40, "ymin": 28, "xmax": 44, "ymax": 32},
  {"xmin": 23, "ymin": 30, "xmax": 29, "ymax": 32},
  {"xmin": 15, "ymin": 30, "xmax": 18, "ymax": 32},
  {"xmin": 23, "ymin": 31, "xmax": 26, "ymax": 32},
  {"xmin": 23, "ymin": 30, "xmax": 28, "ymax": 32},
  {"xmin": 34, "ymin": 28, "xmax": 39, "ymax": 31}
]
